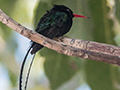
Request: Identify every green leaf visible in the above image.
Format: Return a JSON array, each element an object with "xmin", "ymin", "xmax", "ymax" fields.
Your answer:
[
  {"xmin": 9, "ymin": 70, "xmax": 17, "ymax": 86},
  {"xmin": 115, "ymin": 0, "xmax": 120, "ymax": 22},
  {"xmin": 40, "ymin": 48, "xmax": 76, "ymax": 90},
  {"xmin": 85, "ymin": 0, "xmax": 117, "ymax": 90}
]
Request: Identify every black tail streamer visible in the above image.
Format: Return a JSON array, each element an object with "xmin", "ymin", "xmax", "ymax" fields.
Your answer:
[
  {"xmin": 19, "ymin": 46, "xmax": 32, "ymax": 90},
  {"xmin": 24, "ymin": 54, "xmax": 36, "ymax": 90}
]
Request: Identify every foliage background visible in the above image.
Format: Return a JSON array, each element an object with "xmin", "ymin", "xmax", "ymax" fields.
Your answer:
[{"xmin": 0, "ymin": 0, "xmax": 120, "ymax": 90}]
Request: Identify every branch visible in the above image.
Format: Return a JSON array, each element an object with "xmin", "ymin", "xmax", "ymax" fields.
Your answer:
[{"xmin": 0, "ymin": 9, "xmax": 120, "ymax": 66}]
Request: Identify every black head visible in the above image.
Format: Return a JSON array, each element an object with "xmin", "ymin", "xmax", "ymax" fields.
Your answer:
[
  {"xmin": 51, "ymin": 5, "xmax": 74, "ymax": 18},
  {"xmin": 51, "ymin": 5, "xmax": 89, "ymax": 19}
]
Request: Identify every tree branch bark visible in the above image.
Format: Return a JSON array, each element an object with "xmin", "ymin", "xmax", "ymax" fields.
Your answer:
[{"xmin": 0, "ymin": 9, "xmax": 120, "ymax": 66}]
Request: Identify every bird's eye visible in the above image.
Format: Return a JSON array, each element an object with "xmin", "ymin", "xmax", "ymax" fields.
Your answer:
[{"xmin": 67, "ymin": 9, "xmax": 70, "ymax": 12}]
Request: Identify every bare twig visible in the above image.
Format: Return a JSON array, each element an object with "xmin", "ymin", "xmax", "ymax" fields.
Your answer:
[{"xmin": 0, "ymin": 9, "xmax": 120, "ymax": 66}]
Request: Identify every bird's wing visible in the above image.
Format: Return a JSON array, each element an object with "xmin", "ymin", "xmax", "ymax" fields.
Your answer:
[{"xmin": 35, "ymin": 11, "xmax": 68, "ymax": 38}]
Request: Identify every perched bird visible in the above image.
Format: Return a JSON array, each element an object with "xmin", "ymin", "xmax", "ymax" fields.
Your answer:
[{"xmin": 19, "ymin": 5, "xmax": 89, "ymax": 90}]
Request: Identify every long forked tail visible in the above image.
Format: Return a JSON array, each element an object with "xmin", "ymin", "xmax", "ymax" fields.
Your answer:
[{"xmin": 19, "ymin": 46, "xmax": 35, "ymax": 90}]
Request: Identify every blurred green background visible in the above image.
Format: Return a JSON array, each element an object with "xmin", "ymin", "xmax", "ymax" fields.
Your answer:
[{"xmin": 0, "ymin": 0, "xmax": 120, "ymax": 90}]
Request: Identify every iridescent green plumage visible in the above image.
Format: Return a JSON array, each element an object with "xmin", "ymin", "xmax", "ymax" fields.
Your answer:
[{"xmin": 37, "ymin": 12, "xmax": 68, "ymax": 31}]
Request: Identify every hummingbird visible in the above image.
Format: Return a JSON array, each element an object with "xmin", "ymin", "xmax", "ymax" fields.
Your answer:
[{"xmin": 19, "ymin": 5, "xmax": 89, "ymax": 90}]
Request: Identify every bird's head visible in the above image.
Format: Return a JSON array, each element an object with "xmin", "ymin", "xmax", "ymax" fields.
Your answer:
[{"xmin": 51, "ymin": 5, "xmax": 89, "ymax": 19}]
